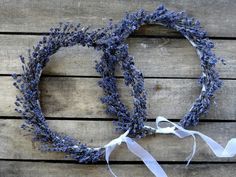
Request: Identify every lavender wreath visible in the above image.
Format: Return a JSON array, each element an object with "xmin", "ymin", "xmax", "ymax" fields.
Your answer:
[
  {"xmin": 12, "ymin": 24, "xmax": 108, "ymax": 163},
  {"xmin": 12, "ymin": 5, "xmax": 223, "ymax": 163},
  {"xmin": 95, "ymin": 5, "xmax": 224, "ymax": 137}
]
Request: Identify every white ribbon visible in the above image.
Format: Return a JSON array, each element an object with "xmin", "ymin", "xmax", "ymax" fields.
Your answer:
[
  {"xmin": 104, "ymin": 116, "xmax": 236, "ymax": 177},
  {"xmin": 104, "ymin": 129, "xmax": 168, "ymax": 177},
  {"xmin": 147, "ymin": 116, "xmax": 236, "ymax": 164}
]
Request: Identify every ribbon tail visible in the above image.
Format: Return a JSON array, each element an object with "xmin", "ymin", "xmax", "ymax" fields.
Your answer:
[
  {"xmin": 185, "ymin": 134, "xmax": 196, "ymax": 166},
  {"xmin": 104, "ymin": 129, "xmax": 130, "ymax": 177},
  {"xmin": 155, "ymin": 116, "xmax": 236, "ymax": 164},
  {"xmin": 104, "ymin": 130, "xmax": 168, "ymax": 177},
  {"xmin": 124, "ymin": 137, "xmax": 168, "ymax": 177},
  {"xmin": 105, "ymin": 144, "xmax": 118, "ymax": 177},
  {"xmin": 194, "ymin": 131, "xmax": 236, "ymax": 157}
]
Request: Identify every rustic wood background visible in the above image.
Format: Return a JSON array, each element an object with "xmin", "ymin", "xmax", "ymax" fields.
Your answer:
[{"xmin": 0, "ymin": 0, "xmax": 235, "ymax": 176}]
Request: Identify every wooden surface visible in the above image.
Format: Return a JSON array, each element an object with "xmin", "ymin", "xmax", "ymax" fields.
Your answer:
[{"xmin": 0, "ymin": 1, "xmax": 235, "ymax": 177}]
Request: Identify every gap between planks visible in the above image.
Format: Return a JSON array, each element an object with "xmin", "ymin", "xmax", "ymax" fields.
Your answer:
[
  {"xmin": 0, "ymin": 35, "xmax": 235, "ymax": 78},
  {"xmin": 0, "ymin": 161, "xmax": 235, "ymax": 177},
  {"xmin": 0, "ymin": 0, "xmax": 236, "ymax": 38},
  {"xmin": 0, "ymin": 77, "xmax": 235, "ymax": 120},
  {"xmin": 0, "ymin": 120, "xmax": 235, "ymax": 162}
]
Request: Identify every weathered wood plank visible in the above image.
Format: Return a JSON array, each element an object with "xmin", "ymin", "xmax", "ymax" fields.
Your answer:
[
  {"xmin": 0, "ymin": 77, "xmax": 234, "ymax": 120},
  {"xmin": 0, "ymin": 35, "xmax": 235, "ymax": 78},
  {"xmin": 0, "ymin": 161, "xmax": 235, "ymax": 177},
  {"xmin": 0, "ymin": 0, "xmax": 236, "ymax": 37},
  {"xmin": 0, "ymin": 120, "xmax": 235, "ymax": 162}
]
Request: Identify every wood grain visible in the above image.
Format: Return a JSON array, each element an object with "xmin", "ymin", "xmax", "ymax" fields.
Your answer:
[
  {"xmin": 0, "ymin": 1, "xmax": 235, "ymax": 176},
  {"xmin": 0, "ymin": 161, "xmax": 235, "ymax": 177},
  {"xmin": 0, "ymin": 76, "xmax": 234, "ymax": 120},
  {"xmin": 0, "ymin": 119, "xmax": 235, "ymax": 162},
  {"xmin": 0, "ymin": 0, "xmax": 236, "ymax": 37},
  {"xmin": 0, "ymin": 35, "xmax": 235, "ymax": 78}
]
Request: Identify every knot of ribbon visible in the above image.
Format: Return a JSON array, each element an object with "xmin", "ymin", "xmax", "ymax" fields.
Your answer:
[{"xmin": 104, "ymin": 116, "xmax": 236, "ymax": 177}]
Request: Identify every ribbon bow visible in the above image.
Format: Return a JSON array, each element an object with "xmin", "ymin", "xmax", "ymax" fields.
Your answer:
[
  {"xmin": 104, "ymin": 129, "xmax": 168, "ymax": 177},
  {"xmin": 104, "ymin": 116, "xmax": 236, "ymax": 177}
]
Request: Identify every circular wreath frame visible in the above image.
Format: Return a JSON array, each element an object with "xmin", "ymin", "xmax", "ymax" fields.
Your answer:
[
  {"xmin": 95, "ymin": 4, "xmax": 224, "ymax": 137},
  {"xmin": 12, "ymin": 24, "xmax": 109, "ymax": 163},
  {"xmin": 12, "ymin": 5, "xmax": 223, "ymax": 163}
]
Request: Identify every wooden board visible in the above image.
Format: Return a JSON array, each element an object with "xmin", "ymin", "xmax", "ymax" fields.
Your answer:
[
  {"xmin": 0, "ymin": 0, "xmax": 236, "ymax": 37},
  {"xmin": 0, "ymin": 1, "xmax": 235, "ymax": 177},
  {"xmin": 1, "ymin": 161, "xmax": 235, "ymax": 177},
  {"xmin": 0, "ymin": 77, "xmax": 235, "ymax": 120},
  {"xmin": 0, "ymin": 35, "xmax": 235, "ymax": 78},
  {"xmin": 0, "ymin": 119, "xmax": 235, "ymax": 162}
]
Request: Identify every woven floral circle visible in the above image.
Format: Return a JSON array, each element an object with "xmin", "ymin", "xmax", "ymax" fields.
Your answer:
[
  {"xmin": 12, "ymin": 5, "xmax": 223, "ymax": 163},
  {"xmin": 12, "ymin": 24, "xmax": 112, "ymax": 163},
  {"xmin": 95, "ymin": 5, "xmax": 224, "ymax": 137}
]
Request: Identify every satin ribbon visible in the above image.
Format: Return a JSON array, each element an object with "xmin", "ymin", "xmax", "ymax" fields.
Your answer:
[
  {"xmin": 148, "ymin": 116, "xmax": 236, "ymax": 164},
  {"xmin": 104, "ymin": 116, "xmax": 236, "ymax": 177},
  {"xmin": 104, "ymin": 129, "xmax": 168, "ymax": 177}
]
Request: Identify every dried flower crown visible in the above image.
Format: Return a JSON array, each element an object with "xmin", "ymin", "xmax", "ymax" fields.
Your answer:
[{"xmin": 12, "ymin": 5, "xmax": 223, "ymax": 164}]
